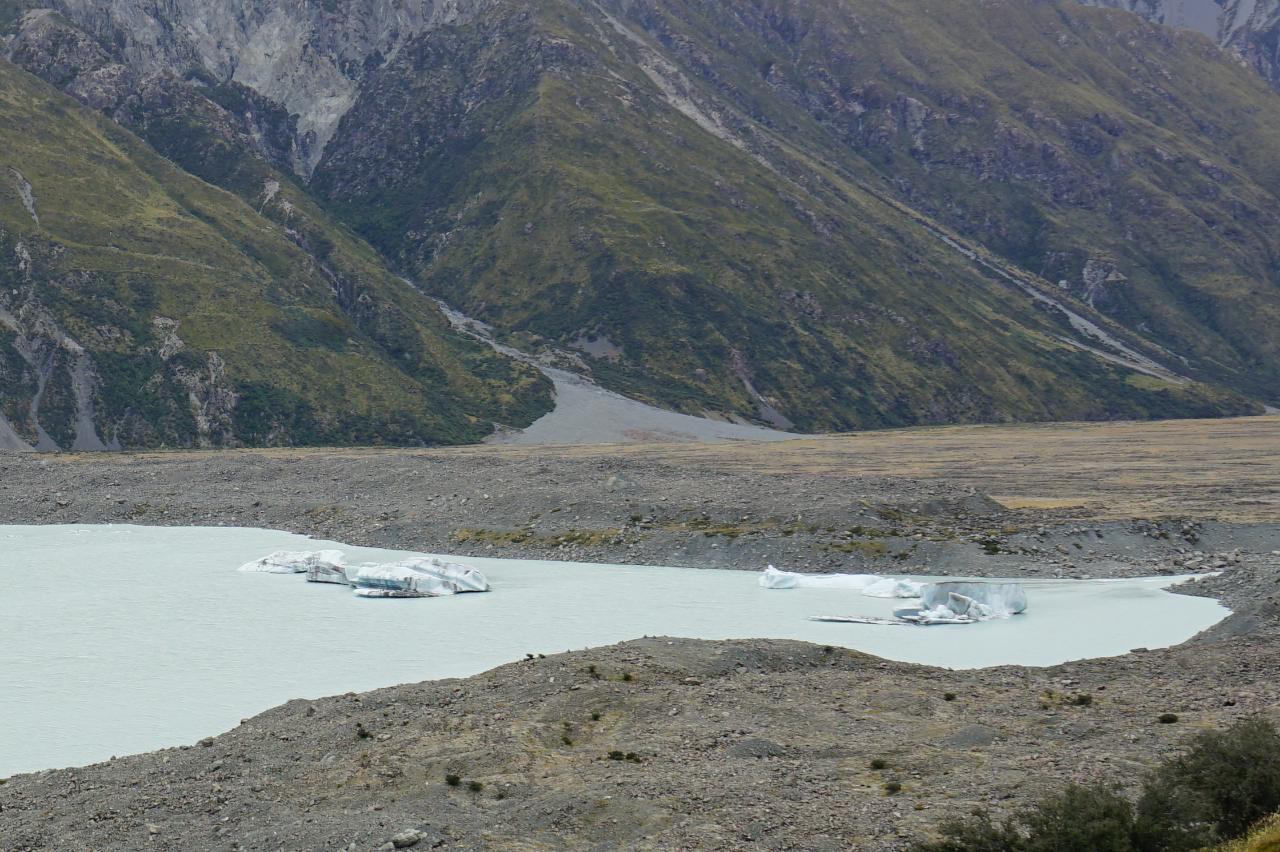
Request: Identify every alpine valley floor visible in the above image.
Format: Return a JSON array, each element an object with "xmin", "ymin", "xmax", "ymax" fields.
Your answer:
[{"xmin": 0, "ymin": 415, "xmax": 1278, "ymax": 850}]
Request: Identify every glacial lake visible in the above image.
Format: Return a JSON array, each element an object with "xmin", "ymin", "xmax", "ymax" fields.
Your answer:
[{"xmin": 0, "ymin": 524, "xmax": 1229, "ymax": 778}]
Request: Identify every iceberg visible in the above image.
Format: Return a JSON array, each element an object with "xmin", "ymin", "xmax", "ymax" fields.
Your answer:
[
  {"xmin": 237, "ymin": 550, "xmax": 346, "ymax": 575},
  {"xmin": 892, "ymin": 582, "xmax": 1028, "ymax": 624},
  {"xmin": 759, "ymin": 566, "xmax": 923, "ymax": 598},
  {"xmin": 808, "ymin": 579, "xmax": 1029, "ymax": 626},
  {"xmin": 351, "ymin": 557, "xmax": 490, "ymax": 599},
  {"xmin": 239, "ymin": 551, "xmax": 490, "ymax": 600},
  {"xmin": 920, "ymin": 582, "xmax": 1027, "ymax": 617}
]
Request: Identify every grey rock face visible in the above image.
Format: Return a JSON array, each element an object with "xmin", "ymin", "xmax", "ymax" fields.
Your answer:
[{"xmin": 45, "ymin": 0, "xmax": 490, "ymax": 176}]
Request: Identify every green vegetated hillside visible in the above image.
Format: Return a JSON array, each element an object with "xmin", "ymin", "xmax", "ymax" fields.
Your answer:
[
  {"xmin": 303, "ymin": 0, "xmax": 1270, "ymax": 429},
  {"xmin": 3, "ymin": 0, "xmax": 1277, "ymax": 438},
  {"xmin": 0, "ymin": 59, "xmax": 550, "ymax": 449},
  {"xmin": 610, "ymin": 0, "xmax": 1280, "ymax": 402}
]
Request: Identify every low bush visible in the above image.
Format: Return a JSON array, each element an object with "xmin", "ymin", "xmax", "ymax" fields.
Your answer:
[
  {"xmin": 914, "ymin": 719, "xmax": 1280, "ymax": 852},
  {"xmin": 1137, "ymin": 719, "xmax": 1280, "ymax": 847}
]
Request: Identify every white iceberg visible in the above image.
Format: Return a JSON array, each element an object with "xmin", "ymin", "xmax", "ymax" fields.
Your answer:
[
  {"xmin": 238, "ymin": 550, "xmax": 346, "ymax": 575},
  {"xmin": 759, "ymin": 566, "xmax": 923, "ymax": 598}
]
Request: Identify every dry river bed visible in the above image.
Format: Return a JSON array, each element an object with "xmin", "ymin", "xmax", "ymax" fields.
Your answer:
[{"xmin": 1, "ymin": 416, "xmax": 1278, "ymax": 850}]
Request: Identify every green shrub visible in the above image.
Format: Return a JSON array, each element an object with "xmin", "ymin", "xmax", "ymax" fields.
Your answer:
[
  {"xmin": 916, "ymin": 785, "xmax": 1135, "ymax": 851},
  {"xmin": 914, "ymin": 719, "xmax": 1280, "ymax": 852},
  {"xmin": 445, "ymin": 773, "xmax": 461, "ymax": 787},
  {"xmin": 1137, "ymin": 719, "xmax": 1280, "ymax": 846},
  {"xmin": 1018, "ymin": 785, "xmax": 1137, "ymax": 852}
]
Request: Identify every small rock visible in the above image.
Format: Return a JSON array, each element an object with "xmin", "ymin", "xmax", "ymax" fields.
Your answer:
[{"xmin": 391, "ymin": 828, "xmax": 426, "ymax": 848}]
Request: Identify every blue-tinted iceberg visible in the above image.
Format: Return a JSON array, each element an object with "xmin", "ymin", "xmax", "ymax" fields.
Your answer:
[{"xmin": 351, "ymin": 557, "xmax": 490, "ymax": 598}]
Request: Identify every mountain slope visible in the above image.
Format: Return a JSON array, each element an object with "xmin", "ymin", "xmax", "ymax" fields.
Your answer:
[
  {"xmin": 309, "ymin": 0, "xmax": 1269, "ymax": 427},
  {"xmin": 306, "ymin": 0, "xmax": 1254, "ymax": 429},
  {"xmin": 591, "ymin": 0, "xmax": 1280, "ymax": 401},
  {"xmin": 4, "ymin": 0, "xmax": 1276, "ymax": 432},
  {"xmin": 1082, "ymin": 0, "xmax": 1280, "ymax": 90},
  {"xmin": 0, "ymin": 58, "xmax": 550, "ymax": 449}
]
